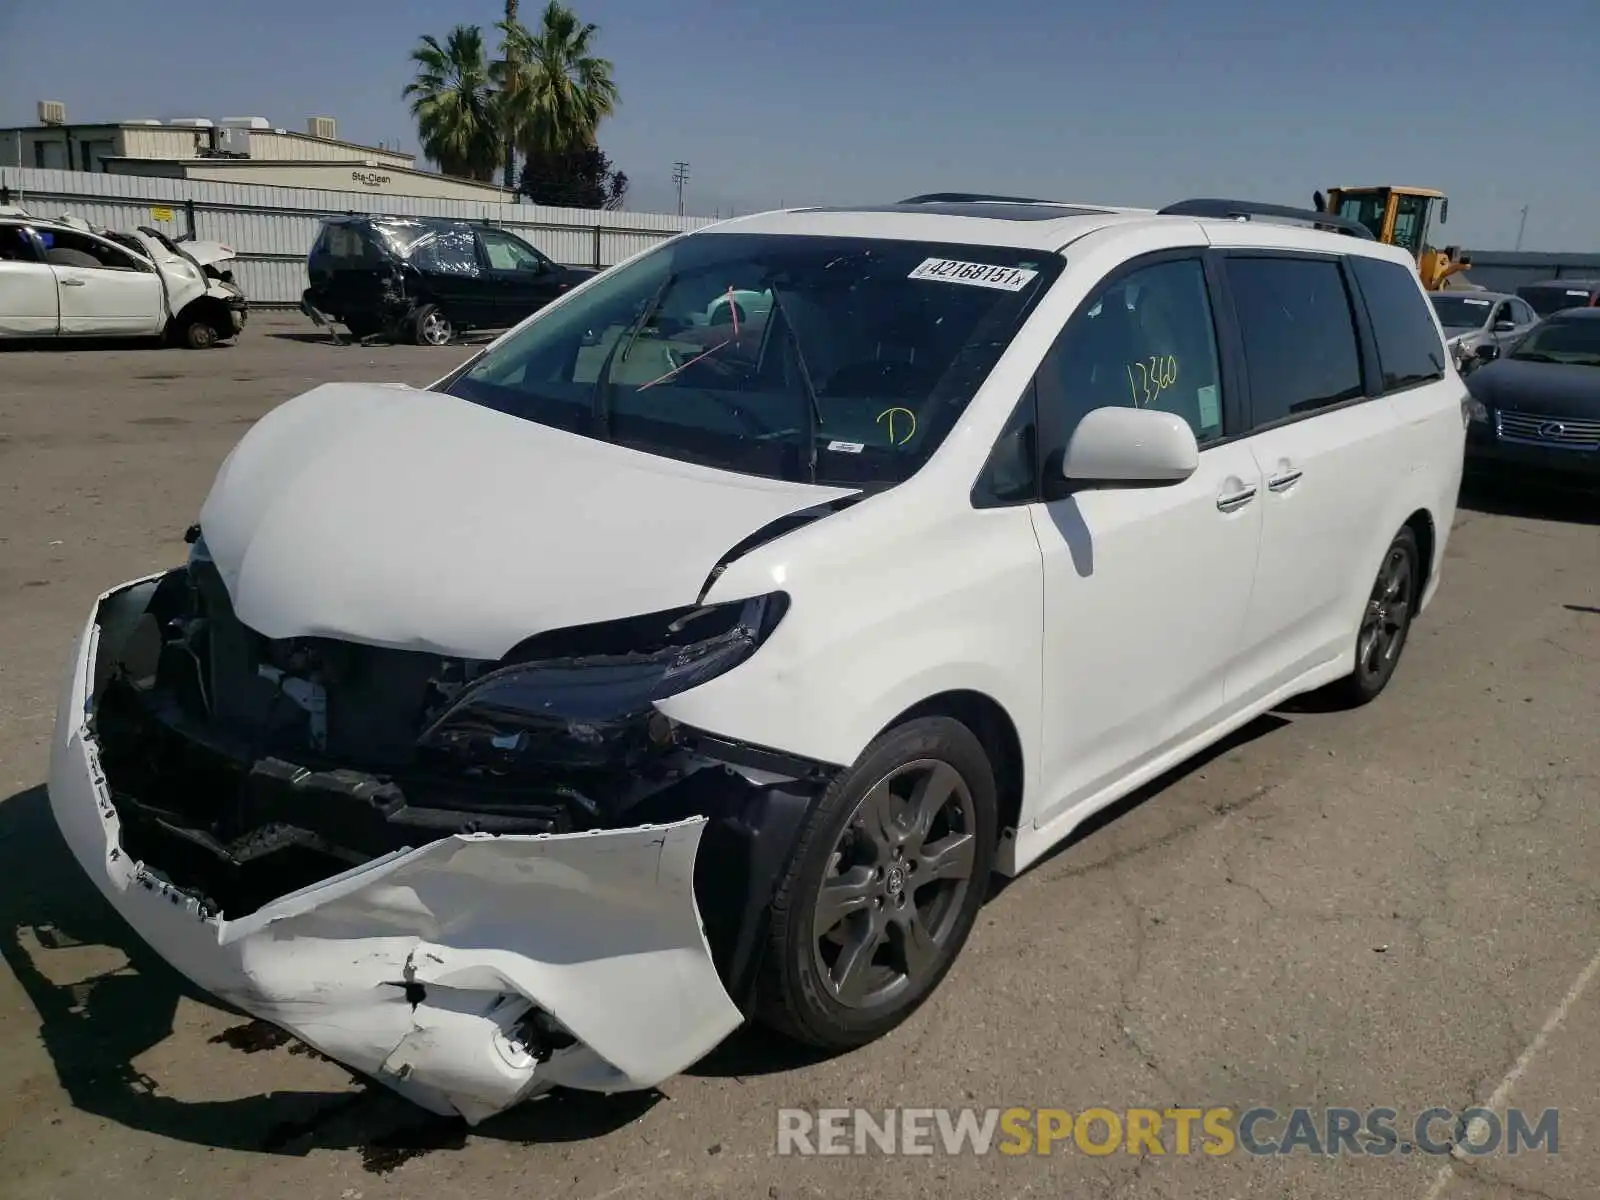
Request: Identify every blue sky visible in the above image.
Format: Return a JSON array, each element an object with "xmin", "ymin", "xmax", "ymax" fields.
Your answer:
[{"xmin": 2, "ymin": 0, "xmax": 1595, "ymax": 249}]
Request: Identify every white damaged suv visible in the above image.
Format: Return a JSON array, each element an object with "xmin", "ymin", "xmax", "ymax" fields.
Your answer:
[{"xmin": 49, "ymin": 193, "xmax": 1467, "ymax": 1122}]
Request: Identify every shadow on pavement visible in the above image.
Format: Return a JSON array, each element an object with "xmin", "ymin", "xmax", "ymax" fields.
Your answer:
[
  {"xmin": 1459, "ymin": 475, "xmax": 1600, "ymax": 527},
  {"xmin": 0, "ymin": 783, "xmax": 665, "ymax": 1168},
  {"xmin": 0, "ymin": 336, "xmax": 178, "ymax": 354},
  {"xmin": 995, "ymin": 712, "xmax": 1293, "ymax": 888}
]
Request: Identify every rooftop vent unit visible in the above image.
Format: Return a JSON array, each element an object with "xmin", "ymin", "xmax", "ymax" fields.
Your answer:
[
  {"xmin": 307, "ymin": 116, "xmax": 337, "ymax": 140},
  {"xmin": 213, "ymin": 126, "xmax": 252, "ymax": 157},
  {"xmin": 37, "ymin": 100, "xmax": 67, "ymax": 126},
  {"xmin": 122, "ymin": 119, "xmax": 163, "ymax": 126},
  {"xmin": 220, "ymin": 116, "xmax": 272, "ymax": 130},
  {"xmin": 168, "ymin": 117, "xmax": 215, "ymax": 128}
]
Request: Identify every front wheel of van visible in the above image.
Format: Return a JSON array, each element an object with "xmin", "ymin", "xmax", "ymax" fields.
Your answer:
[
  {"xmin": 756, "ymin": 716, "xmax": 998, "ymax": 1050},
  {"xmin": 1327, "ymin": 525, "xmax": 1421, "ymax": 707},
  {"xmin": 412, "ymin": 304, "xmax": 454, "ymax": 346}
]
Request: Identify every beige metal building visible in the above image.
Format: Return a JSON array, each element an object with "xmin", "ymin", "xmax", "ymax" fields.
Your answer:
[
  {"xmin": 107, "ymin": 156, "xmax": 516, "ymax": 203},
  {"xmin": 1, "ymin": 102, "xmax": 509, "ymax": 202}
]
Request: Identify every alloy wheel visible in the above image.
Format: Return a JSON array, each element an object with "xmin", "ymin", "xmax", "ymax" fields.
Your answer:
[
  {"xmin": 810, "ymin": 758, "xmax": 978, "ymax": 1010},
  {"xmin": 1357, "ymin": 544, "xmax": 1414, "ymax": 683},
  {"xmin": 420, "ymin": 310, "xmax": 453, "ymax": 345}
]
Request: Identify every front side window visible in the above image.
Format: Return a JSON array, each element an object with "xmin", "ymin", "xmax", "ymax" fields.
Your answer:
[
  {"xmin": 35, "ymin": 228, "xmax": 147, "ymax": 272},
  {"xmin": 1348, "ymin": 255, "xmax": 1445, "ymax": 391},
  {"xmin": 1508, "ymin": 318, "xmax": 1600, "ymax": 367},
  {"xmin": 480, "ymin": 228, "xmax": 549, "ymax": 272},
  {"xmin": 1034, "ymin": 257, "xmax": 1225, "ymax": 450},
  {"xmin": 0, "ymin": 225, "xmax": 39, "ymax": 263},
  {"xmin": 1225, "ymin": 256, "xmax": 1364, "ymax": 428},
  {"xmin": 441, "ymin": 232, "xmax": 1062, "ymax": 486}
]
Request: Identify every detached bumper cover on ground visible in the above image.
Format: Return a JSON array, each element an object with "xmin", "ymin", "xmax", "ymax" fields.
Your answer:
[{"xmin": 47, "ymin": 577, "xmax": 746, "ymax": 1124}]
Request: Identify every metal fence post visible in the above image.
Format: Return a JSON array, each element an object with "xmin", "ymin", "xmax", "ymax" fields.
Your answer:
[
  {"xmin": 184, "ymin": 198, "xmax": 197, "ymax": 239},
  {"xmin": 592, "ymin": 224, "xmax": 602, "ymax": 270}
]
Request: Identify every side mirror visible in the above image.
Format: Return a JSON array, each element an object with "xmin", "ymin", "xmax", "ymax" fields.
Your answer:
[
  {"xmin": 1474, "ymin": 343, "xmax": 1500, "ymax": 363},
  {"xmin": 1440, "ymin": 198, "xmax": 1449, "ymax": 225},
  {"xmin": 1494, "ymin": 321, "xmax": 1517, "ymax": 333},
  {"xmin": 1061, "ymin": 407, "xmax": 1199, "ymax": 487}
]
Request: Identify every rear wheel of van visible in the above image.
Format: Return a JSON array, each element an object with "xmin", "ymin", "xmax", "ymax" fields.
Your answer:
[
  {"xmin": 412, "ymin": 304, "xmax": 454, "ymax": 346},
  {"xmin": 756, "ymin": 716, "xmax": 998, "ymax": 1049},
  {"xmin": 1328, "ymin": 525, "xmax": 1421, "ymax": 707}
]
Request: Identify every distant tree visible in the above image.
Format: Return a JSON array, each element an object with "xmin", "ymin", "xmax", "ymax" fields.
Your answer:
[
  {"xmin": 403, "ymin": 25, "xmax": 500, "ymax": 182},
  {"xmin": 519, "ymin": 144, "xmax": 629, "ymax": 210},
  {"xmin": 497, "ymin": 2, "xmax": 619, "ymax": 161}
]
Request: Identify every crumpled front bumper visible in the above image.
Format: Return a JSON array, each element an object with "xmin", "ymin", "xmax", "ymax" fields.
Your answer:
[{"xmin": 47, "ymin": 577, "xmax": 746, "ymax": 1124}]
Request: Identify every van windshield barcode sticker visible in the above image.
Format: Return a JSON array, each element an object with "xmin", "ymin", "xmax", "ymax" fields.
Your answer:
[{"xmin": 908, "ymin": 258, "xmax": 1039, "ymax": 292}]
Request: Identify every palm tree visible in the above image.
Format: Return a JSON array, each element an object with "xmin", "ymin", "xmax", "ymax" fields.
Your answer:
[
  {"xmin": 403, "ymin": 25, "xmax": 501, "ymax": 182},
  {"xmin": 501, "ymin": 0, "xmax": 520, "ymax": 189},
  {"xmin": 497, "ymin": 1, "xmax": 619, "ymax": 161}
]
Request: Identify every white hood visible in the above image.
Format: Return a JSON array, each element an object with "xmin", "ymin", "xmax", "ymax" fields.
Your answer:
[
  {"xmin": 177, "ymin": 239, "xmax": 236, "ymax": 268},
  {"xmin": 198, "ymin": 382, "xmax": 853, "ymax": 658}
]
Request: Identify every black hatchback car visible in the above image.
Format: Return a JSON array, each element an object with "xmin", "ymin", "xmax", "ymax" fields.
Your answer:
[{"xmin": 303, "ymin": 215, "xmax": 597, "ymax": 345}]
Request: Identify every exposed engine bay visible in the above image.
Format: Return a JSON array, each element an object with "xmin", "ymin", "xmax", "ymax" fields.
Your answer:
[{"xmin": 94, "ymin": 534, "xmax": 828, "ymax": 927}]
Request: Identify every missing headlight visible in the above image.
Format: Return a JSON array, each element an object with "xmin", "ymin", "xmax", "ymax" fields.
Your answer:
[{"xmin": 416, "ymin": 593, "xmax": 787, "ymax": 776}]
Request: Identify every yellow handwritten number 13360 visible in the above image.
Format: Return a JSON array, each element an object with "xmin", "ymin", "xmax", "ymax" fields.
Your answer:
[{"xmin": 1127, "ymin": 355, "xmax": 1178, "ymax": 407}]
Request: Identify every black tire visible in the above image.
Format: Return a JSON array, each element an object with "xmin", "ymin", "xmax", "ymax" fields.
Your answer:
[
  {"xmin": 411, "ymin": 303, "xmax": 453, "ymax": 346},
  {"xmin": 756, "ymin": 715, "xmax": 998, "ymax": 1049},
  {"xmin": 1326, "ymin": 525, "xmax": 1421, "ymax": 707},
  {"xmin": 178, "ymin": 316, "xmax": 219, "ymax": 350}
]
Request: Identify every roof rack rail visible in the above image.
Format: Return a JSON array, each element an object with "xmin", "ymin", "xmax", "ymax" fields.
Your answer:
[
  {"xmin": 1158, "ymin": 198, "xmax": 1374, "ymax": 240},
  {"xmin": 899, "ymin": 192, "xmax": 1053, "ymax": 205}
]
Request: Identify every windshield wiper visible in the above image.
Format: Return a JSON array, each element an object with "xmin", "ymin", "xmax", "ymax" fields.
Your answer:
[
  {"xmin": 590, "ymin": 270, "xmax": 677, "ymax": 440},
  {"xmin": 763, "ymin": 279, "xmax": 824, "ymax": 483}
]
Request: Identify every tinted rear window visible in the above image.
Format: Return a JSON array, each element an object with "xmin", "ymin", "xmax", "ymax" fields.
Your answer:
[
  {"xmin": 1225, "ymin": 256, "xmax": 1365, "ymax": 428},
  {"xmin": 314, "ymin": 223, "xmax": 383, "ymax": 264},
  {"xmin": 1350, "ymin": 256, "xmax": 1445, "ymax": 391},
  {"xmin": 1519, "ymin": 285, "xmax": 1598, "ymax": 317}
]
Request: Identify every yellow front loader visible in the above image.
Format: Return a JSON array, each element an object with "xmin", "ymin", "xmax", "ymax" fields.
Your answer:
[{"xmin": 1313, "ymin": 186, "xmax": 1473, "ymax": 290}]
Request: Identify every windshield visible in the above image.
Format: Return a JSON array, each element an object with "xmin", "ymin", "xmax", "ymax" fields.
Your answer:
[
  {"xmin": 1520, "ymin": 287, "xmax": 1596, "ymax": 318},
  {"xmin": 1430, "ymin": 294, "xmax": 1494, "ymax": 332},
  {"xmin": 1509, "ymin": 318, "xmax": 1600, "ymax": 367},
  {"xmin": 440, "ymin": 232, "xmax": 1062, "ymax": 486}
]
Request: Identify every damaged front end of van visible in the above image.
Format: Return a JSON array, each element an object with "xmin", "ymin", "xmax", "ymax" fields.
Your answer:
[{"xmin": 47, "ymin": 549, "xmax": 838, "ymax": 1123}]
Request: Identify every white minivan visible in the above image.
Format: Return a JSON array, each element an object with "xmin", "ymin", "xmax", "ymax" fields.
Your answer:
[{"xmin": 49, "ymin": 194, "xmax": 1466, "ymax": 1122}]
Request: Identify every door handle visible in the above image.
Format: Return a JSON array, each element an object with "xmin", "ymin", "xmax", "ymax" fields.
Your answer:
[
  {"xmin": 1216, "ymin": 486, "xmax": 1258, "ymax": 513},
  {"xmin": 60, "ymin": 278, "xmax": 86, "ymax": 287},
  {"xmin": 1267, "ymin": 469, "xmax": 1304, "ymax": 492}
]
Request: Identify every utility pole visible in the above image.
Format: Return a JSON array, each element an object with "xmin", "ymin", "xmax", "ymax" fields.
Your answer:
[
  {"xmin": 672, "ymin": 161, "xmax": 690, "ymax": 216},
  {"xmin": 1514, "ymin": 205, "xmax": 1529, "ymax": 252}
]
